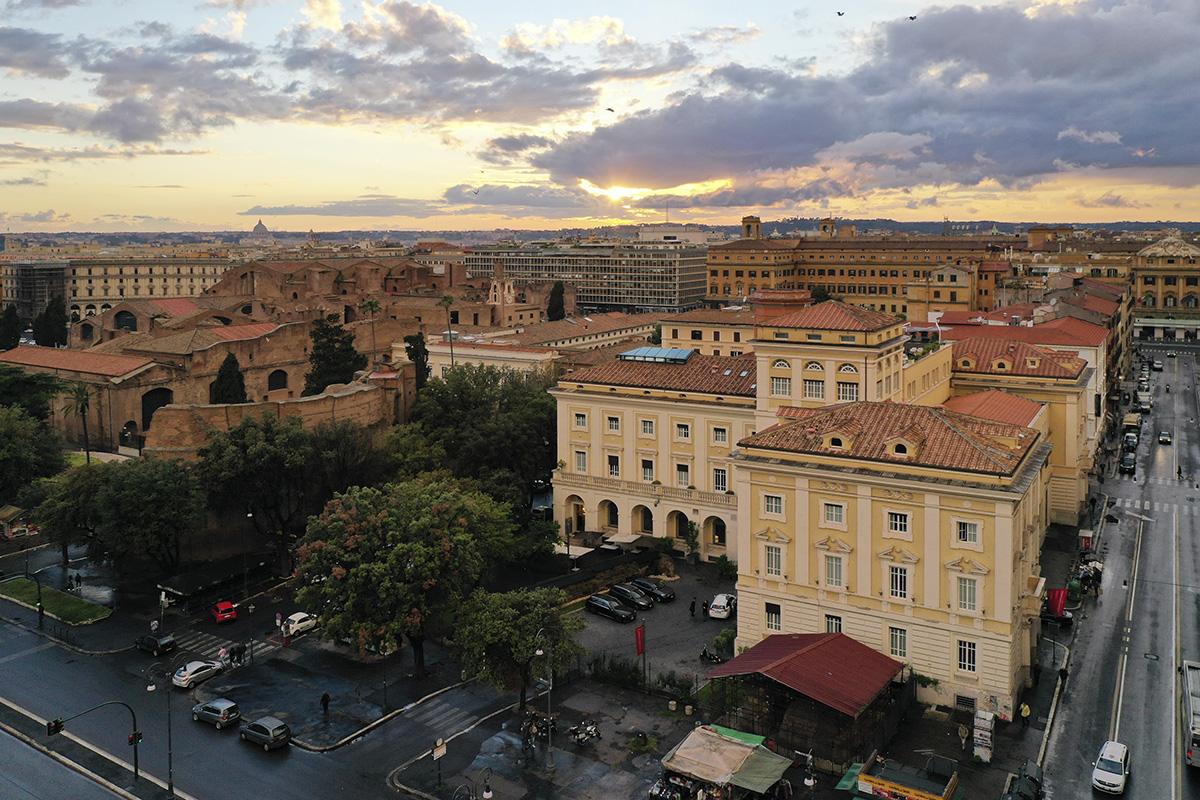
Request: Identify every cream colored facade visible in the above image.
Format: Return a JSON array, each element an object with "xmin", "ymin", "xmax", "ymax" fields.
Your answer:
[
  {"xmin": 68, "ymin": 258, "xmax": 229, "ymax": 320},
  {"xmin": 732, "ymin": 405, "xmax": 1052, "ymax": 718}
]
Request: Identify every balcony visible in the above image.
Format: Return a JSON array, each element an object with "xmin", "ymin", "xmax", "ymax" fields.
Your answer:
[{"xmin": 552, "ymin": 470, "xmax": 736, "ymax": 508}]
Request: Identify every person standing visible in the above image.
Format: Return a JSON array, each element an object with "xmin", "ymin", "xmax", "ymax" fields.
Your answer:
[
  {"xmin": 701, "ymin": 599, "xmax": 709, "ymax": 617},
  {"xmin": 689, "ymin": 597, "xmax": 696, "ymax": 617},
  {"xmin": 321, "ymin": 691, "xmax": 331, "ymax": 715},
  {"xmin": 1019, "ymin": 702, "xmax": 1031, "ymax": 729}
]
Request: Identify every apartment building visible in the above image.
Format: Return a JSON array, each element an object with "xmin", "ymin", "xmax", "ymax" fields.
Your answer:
[{"xmin": 1130, "ymin": 236, "xmax": 1200, "ymax": 340}]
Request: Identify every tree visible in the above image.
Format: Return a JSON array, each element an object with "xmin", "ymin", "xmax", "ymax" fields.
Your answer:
[
  {"xmin": 546, "ymin": 281, "xmax": 565, "ymax": 321},
  {"xmin": 303, "ymin": 315, "xmax": 367, "ymax": 396},
  {"xmin": 438, "ymin": 294, "xmax": 455, "ymax": 367},
  {"xmin": 32, "ymin": 295, "xmax": 68, "ymax": 348},
  {"xmin": 211, "ymin": 352, "xmax": 249, "ymax": 404},
  {"xmin": 196, "ymin": 414, "xmax": 315, "ymax": 550},
  {"xmin": 95, "ymin": 458, "xmax": 203, "ymax": 575},
  {"xmin": 403, "ymin": 332, "xmax": 431, "ymax": 392},
  {"xmin": 0, "ymin": 406, "xmax": 66, "ymax": 505},
  {"xmin": 382, "ymin": 424, "xmax": 447, "ymax": 480},
  {"xmin": 455, "ymin": 588, "xmax": 584, "ymax": 710},
  {"xmin": 36, "ymin": 464, "xmax": 108, "ymax": 565},
  {"xmin": 308, "ymin": 419, "xmax": 391, "ymax": 500},
  {"xmin": 0, "ymin": 365, "xmax": 62, "ymax": 420},
  {"xmin": 62, "ymin": 383, "xmax": 93, "ymax": 464},
  {"xmin": 360, "ymin": 298, "xmax": 381, "ymax": 369},
  {"xmin": 647, "ymin": 324, "xmax": 662, "ymax": 345},
  {"xmin": 0, "ymin": 304, "xmax": 20, "ymax": 351},
  {"xmin": 295, "ymin": 475, "xmax": 515, "ymax": 676}
]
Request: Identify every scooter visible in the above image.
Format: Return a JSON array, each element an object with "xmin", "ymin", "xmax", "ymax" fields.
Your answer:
[
  {"xmin": 700, "ymin": 645, "xmax": 725, "ymax": 664},
  {"xmin": 568, "ymin": 720, "xmax": 602, "ymax": 745}
]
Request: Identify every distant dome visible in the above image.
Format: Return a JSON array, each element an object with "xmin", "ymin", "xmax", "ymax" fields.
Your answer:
[{"xmin": 252, "ymin": 219, "xmax": 269, "ymax": 235}]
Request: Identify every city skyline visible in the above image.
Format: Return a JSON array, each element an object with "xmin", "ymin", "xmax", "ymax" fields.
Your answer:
[{"xmin": 2, "ymin": 0, "xmax": 1198, "ymax": 233}]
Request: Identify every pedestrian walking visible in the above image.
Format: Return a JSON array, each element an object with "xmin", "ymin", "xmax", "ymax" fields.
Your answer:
[
  {"xmin": 701, "ymin": 599, "xmax": 709, "ymax": 617},
  {"xmin": 689, "ymin": 597, "xmax": 696, "ymax": 617},
  {"xmin": 957, "ymin": 723, "xmax": 969, "ymax": 752},
  {"xmin": 1019, "ymin": 702, "xmax": 1031, "ymax": 729},
  {"xmin": 321, "ymin": 691, "xmax": 331, "ymax": 714},
  {"xmin": 1058, "ymin": 665, "xmax": 1069, "ymax": 690},
  {"xmin": 218, "ymin": 646, "xmax": 228, "ymax": 667}
]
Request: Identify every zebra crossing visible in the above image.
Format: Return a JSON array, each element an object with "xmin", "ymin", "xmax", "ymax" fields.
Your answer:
[
  {"xmin": 171, "ymin": 628, "xmax": 281, "ymax": 664},
  {"xmin": 398, "ymin": 695, "xmax": 479, "ymax": 734},
  {"xmin": 1109, "ymin": 496, "xmax": 1198, "ymax": 515}
]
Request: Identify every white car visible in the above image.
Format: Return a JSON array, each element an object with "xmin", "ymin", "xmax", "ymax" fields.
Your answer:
[
  {"xmin": 171, "ymin": 660, "xmax": 223, "ymax": 689},
  {"xmin": 708, "ymin": 593, "xmax": 736, "ymax": 620},
  {"xmin": 284, "ymin": 612, "xmax": 317, "ymax": 635},
  {"xmin": 1091, "ymin": 740, "xmax": 1130, "ymax": 794}
]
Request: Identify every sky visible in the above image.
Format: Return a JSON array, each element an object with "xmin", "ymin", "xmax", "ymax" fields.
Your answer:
[{"xmin": 2, "ymin": 0, "xmax": 1200, "ymax": 233}]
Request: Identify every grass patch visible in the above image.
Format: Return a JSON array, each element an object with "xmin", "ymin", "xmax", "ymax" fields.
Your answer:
[
  {"xmin": 63, "ymin": 453, "xmax": 90, "ymax": 469},
  {"xmin": 564, "ymin": 597, "xmax": 587, "ymax": 614},
  {"xmin": 0, "ymin": 578, "xmax": 112, "ymax": 624}
]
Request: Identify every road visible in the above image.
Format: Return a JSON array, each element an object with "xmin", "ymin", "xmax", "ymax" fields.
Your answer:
[
  {"xmin": 0, "ymin": 727, "xmax": 125, "ymax": 800},
  {"xmin": 1044, "ymin": 344, "xmax": 1200, "ymax": 798}
]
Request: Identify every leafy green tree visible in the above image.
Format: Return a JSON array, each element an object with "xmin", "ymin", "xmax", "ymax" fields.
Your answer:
[
  {"xmin": 210, "ymin": 352, "xmax": 249, "ymax": 404},
  {"xmin": 62, "ymin": 383, "xmax": 93, "ymax": 463},
  {"xmin": 35, "ymin": 464, "xmax": 108, "ymax": 565},
  {"xmin": 647, "ymin": 324, "xmax": 662, "ymax": 345},
  {"xmin": 196, "ymin": 414, "xmax": 315, "ymax": 550},
  {"xmin": 403, "ymin": 332, "xmax": 431, "ymax": 392},
  {"xmin": 382, "ymin": 424, "xmax": 447, "ymax": 481},
  {"xmin": 95, "ymin": 458, "xmax": 203, "ymax": 575},
  {"xmin": 295, "ymin": 475, "xmax": 515, "ymax": 675},
  {"xmin": 308, "ymin": 419, "xmax": 391, "ymax": 500},
  {"xmin": 32, "ymin": 295, "xmax": 68, "ymax": 348},
  {"xmin": 303, "ymin": 315, "xmax": 367, "ymax": 396},
  {"xmin": 0, "ymin": 304, "xmax": 20, "ymax": 351},
  {"xmin": 455, "ymin": 588, "xmax": 584, "ymax": 710},
  {"xmin": 0, "ymin": 365, "xmax": 62, "ymax": 420},
  {"xmin": 546, "ymin": 281, "xmax": 565, "ymax": 321},
  {"xmin": 0, "ymin": 406, "xmax": 65, "ymax": 505}
]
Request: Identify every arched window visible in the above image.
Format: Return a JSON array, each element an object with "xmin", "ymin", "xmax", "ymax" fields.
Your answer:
[
  {"xmin": 804, "ymin": 361, "xmax": 824, "ymax": 371},
  {"xmin": 80, "ymin": 323, "xmax": 94, "ymax": 341},
  {"xmin": 958, "ymin": 358, "xmax": 974, "ymax": 369},
  {"xmin": 894, "ymin": 443, "xmax": 908, "ymax": 455},
  {"xmin": 1165, "ymin": 295, "xmax": 1178, "ymax": 307},
  {"xmin": 114, "ymin": 310, "xmax": 138, "ymax": 331},
  {"xmin": 268, "ymin": 370, "xmax": 288, "ymax": 391},
  {"xmin": 838, "ymin": 363, "xmax": 858, "ymax": 373},
  {"xmin": 829, "ymin": 437, "xmax": 843, "ymax": 449},
  {"xmin": 1184, "ymin": 295, "xmax": 1198, "ymax": 308},
  {"xmin": 241, "ymin": 304, "xmax": 253, "ymax": 315},
  {"xmin": 772, "ymin": 359, "xmax": 790, "ymax": 369}
]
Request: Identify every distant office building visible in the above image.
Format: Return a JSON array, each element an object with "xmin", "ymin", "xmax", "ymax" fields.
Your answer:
[{"xmin": 11, "ymin": 260, "xmax": 69, "ymax": 322}]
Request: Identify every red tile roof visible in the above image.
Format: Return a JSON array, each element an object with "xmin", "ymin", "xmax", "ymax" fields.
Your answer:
[
  {"xmin": 977, "ymin": 260, "xmax": 1011, "ymax": 273},
  {"xmin": 764, "ymin": 300, "xmax": 900, "ymax": 332},
  {"xmin": 979, "ymin": 302, "xmax": 1042, "ymax": 323},
  {"xmin": 671, "ymin": 308, "xmax": 758, "ymax": 325},
  {"xmin": 0, "ymin": 346, "xmax": 152, "ymax": 377},
  {"xmin": 560, "ymin": 352, "xmax": 757, "ymax": 396},
  {"xmin": 1055, "ymin": 291, "xmax": 1119, "ymax": 316},
  {"xmin": 751, "ymin": 401, "xmax": 1040, "ymax": 475},
  {"xmin": 706, "ymin": 633, "xmax": 903, "ymax": 718},
  {"xmin": 936, "ymin": 310, "xmax": 983, "ymax": 325},
  {"xmin": 942, "ymin": 389, "xmax": 1044, "ymax": 426},
  {"xmin": 206, "ymin": 323, "xmax": 278, "ymax": 341},
  {"xmin": 951, "ymin": 339, "xmax": 1086, "ymax": 378},
  {"xmin": 940, "ymin": 316, "xmax": 1109, "ymax": 347},
  {"xmin": 151, "ymin": 298, "xmax": 201, "ymax": 316}
]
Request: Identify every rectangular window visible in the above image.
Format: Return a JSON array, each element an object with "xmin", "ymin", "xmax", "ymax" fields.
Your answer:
[
  {"xmin": 607, "ymin": 454, "xmax": 620, "ymax": 477},
  {"xmin": 825, "ymin": 555, "xmax": 843, "ymax": 588},
  {"xmin": 713, "ymin": 426, "xmax": 728, "ymax": 445},
  {"xmin": 823, "ymin": 503, "xmax": 844, "ymax": 524},
  {"xmin": 574, "ymin": 412, "xmax": 587, "ymax": 428},
  {"xmin": 676, "ymin": 423, "xmax": 690, "ymax": 440},
  {"xmin": 956, "ymin": 521, "xmax": 979, "ymax": 544},
  {"xmin": 889, "ymin": 627, "xmax": 907, "ymax": 659},
  {"xmin": 771, "ymin": 376, "xmax": 792, "ymax": 397},
  {"xmin": 641, "ymin": 459, "xmax": 655, "ymax": 482},
  {"xmin": 826, "ymin": 614, "xmax": 842, "ymax": 634},
  {"xmin": 574, "ymin": 451, "xmax": 587, "ymax": 473},
  {"xmin": 606, "ymin": 416, "xmax": 620, "ymax": 432},
  {"xmin": 888, "ymin": 511, "xmax": 910, "ymax": 535},
  {"xmin": 690, "ymin": 329, "xmax": 703, "ymax": 340},
  {"xmin": 803, "ymin": 379, "xmax": 825, "ymax": 399},
  {"xmin": 676, "ymin": 464, "xmax": 690, "ymax": 487},
  {"xmin": 957, "ymin": 576, "xmax": 978, "ymax": 612},
  {"xmin": 889, "ymin": 565, "xmax": 909, "ymax": 599},
  {"xmin": 713, "ymin": 468, "xmax": 727, "ymax": 493},
  {"xmin": 836, "ymin": 382, "xmax": 859, "ymax": 402},
  {"xmin": 958, "ymin": 640, "xmax": 977, "ymax": 673},
  {"xmin": 765, "ymin": 545, "xmax": 782, "ymax": 577},
  {"xmin": 765, "ymin": 494, "xmax": 783, "ymax": 516},
  {"xmin": 641, "ymin": 419, "xmax": 655, "ymax": 436},
  {"xmin": 765, "ymin": 603, "xmax": 782, "ymax": 632}
]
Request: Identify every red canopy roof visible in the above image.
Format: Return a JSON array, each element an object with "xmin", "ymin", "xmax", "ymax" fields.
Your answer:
[{"xmin": 705, "ymin": 633, "xmax": 903, "ymax": 718}]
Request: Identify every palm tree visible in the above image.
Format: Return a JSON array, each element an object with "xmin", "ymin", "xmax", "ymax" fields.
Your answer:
[
  {"xmin": 63, "ymin": 383, "xmax": 92, "ymax": 464},
  {"xmin": 438, "ymin": 294, "xmax": 456, "ymax": 368},
  {"xmin": 360, "ymin": 298, "xmax": 381, "ymax": 369}
]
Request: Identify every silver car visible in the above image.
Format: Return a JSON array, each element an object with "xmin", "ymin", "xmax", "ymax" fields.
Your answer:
[
  {"xmin": 240, "ymin": 716, "xmax": 291, "ymax": 751},
  {"xmin": 192, "ymin": 698, "xmax": 241, "ymax": 729},
  {"xmin": 171, "ymin": 660, "xmax": 222, "ymax": 689}
]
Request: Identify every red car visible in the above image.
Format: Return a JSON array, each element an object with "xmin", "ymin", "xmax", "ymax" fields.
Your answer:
[{"xmin": 211, "ymin": 601, "xmax": 237, "ymax": 623}]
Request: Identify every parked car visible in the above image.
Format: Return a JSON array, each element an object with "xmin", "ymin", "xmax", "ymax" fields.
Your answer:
[
  {"xmin": 609, "ymin": 583, "xmax": 654, "ymax": 610},
  {"xmin": 192, "ymin": 698, "xmax": 241, "ymax": 729},
  {"xmin": 172, "ymin": 660, "xmax": 223, "ymax": 689},
  {"xmin": 585, "ymin": 594, "xmax": 636, "ymax": 623},
  {"xmin": 210, "ymin": 601, "xmax": 237, "ymax": 623},
  {"xmin": 135, "ymin": 633, "xmax": 177, "ymax": 657},
  {"xmin": 708, "ymin": 593, "xmax": 736, "ymax": 619},
  {"xmin": 1152, "ymin": 360, "xmax": 1164, "ymax": 371},
  {"xmin": 240, "ymin": 716, "xmax": 291, "ymax": 751},
  {"xmin": 1119, "ymin": 453, "xmax": 1137, "ymax": 475},
  {"xmin": 1122, "ymin": 433, "xmax": 1139, "ymax": 452},
  {"xmin": 284, "ymin": 612, "xmax": 317, "ymax": 635},
  {"xmin": 1091, "ymin": 740, "xmax": 1130, "ymax": 794},
  {"xmin": 1159, "ymin": 431, "xmax": 1172, "ymax": 444},
  {"xmin": 630, "ymin": 577, "xmax": 676, "ymax": 603}
]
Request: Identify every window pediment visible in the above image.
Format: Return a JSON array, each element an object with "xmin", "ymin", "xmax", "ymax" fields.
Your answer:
[
  {"xmin": 753, "ymin": 527, "xmax": 792, "ymax": 544},
  {"xmin": 878, "ymin": 546, "xmax": 919, "ymax": 564},
  {"xmin": 944, "ymin": 556, "xmax": 990, "ymax": 575},
  {"xmin": 814, "ymin": 536, "xmax": 853, "ymax": 554}
]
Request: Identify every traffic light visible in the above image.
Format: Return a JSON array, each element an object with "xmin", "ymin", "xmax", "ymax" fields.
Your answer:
[
  {"xmin": 46, "ymin": 719, "xmax": 63, "ymax": 736},
  {"xmin": 127, "ymin": 731, "xmax": 142, "ymax": 746}
]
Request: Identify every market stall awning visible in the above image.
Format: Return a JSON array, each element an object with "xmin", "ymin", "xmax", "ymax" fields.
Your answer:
[
  {"xmin": 661, "ymin": 726, "xmax": 792, "ymax": 793},
  {"xmin": 553, "ymin": 544, "xmax": 594, "ymax": 558},
  {"xmin": 605, "ymin": 532, "xmax": 644, "ymax": 544}
]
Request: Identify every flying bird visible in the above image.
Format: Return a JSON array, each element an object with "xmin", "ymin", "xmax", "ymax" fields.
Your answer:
[
  {"xmin": 470, "ymin": 189, "xmax": 480, "ymax": 196},
  {"xmin": 837, "ymin": 11, "xmax": 844, "ymax": 15},
  {"xmin": 908, "ymin": 15, "xmax": 917, "ymax": 20},
  {"xmin": 605, "ymin": 108, "xmax": 615, "ymax": 112}
]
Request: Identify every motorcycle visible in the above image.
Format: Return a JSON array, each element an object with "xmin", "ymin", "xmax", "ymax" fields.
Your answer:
[
  {"xmin": 522, "ymin": 714, "xmax": 557, "ymax": 742},
  {"xmin": 700, "ymin": 645, "xmax": 725, "ymax": 664},
  {"xmin": 568, "ymin": 720, "xmax": 602, "ymax": 745}
]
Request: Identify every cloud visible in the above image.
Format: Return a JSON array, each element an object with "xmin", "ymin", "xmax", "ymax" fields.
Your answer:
[
  {"xmin": 0, "ymin": 141, "xmax": 209, "ymax": 165},
  {"xmin": 239, "ymin": 194, "xmax": 446, "ymax": 217},
  {"xmin": 0, "ymin": 27, "xmax": 75, "ymax": 78},
  {"xmin": 1074, "ymin": 190, "xmax": 1147, "ymax": 209},
  {"xmin": 0, "ymin": 176, "xmax": 47, "ymax": 186},
  {"xmin": 4, "ymin": 0, "xmax": 84, "ymax": 9},
  {"xmin": 1057, "ymin": 126, "xmax": 1123, "ymax": 145},
  {"xmin": 302, "ymin": 0, "xmax": 342, "ymax": 31},
  {"xmin": 0, "ymin": 209, "xmax": 72, "ymax": 223},
  {"xmin": 133, "ymin": 184, "xmax": 185, "ymax": 188},
  {"xmin": 0, "ymin": 99, "xmax": 93, "ymax": 131},
  {"xmin": 500, "ymin": 17, "xmax": 634, "ymax": 55}
]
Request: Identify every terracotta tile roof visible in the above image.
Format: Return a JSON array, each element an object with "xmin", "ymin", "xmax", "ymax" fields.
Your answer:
[
  {"xmin": 748, "ymin": 401, "xmax": 1040, "ymax": 475},
  {"xmin": 936, "ymin": 310, "xmax": 983, "ymax": 325},
  {"xmin": 709, "ymin": 239, "xmax": 801, "ymax": 251},
  {"xmin": 559, "ymin": 352, "xmax": 757, "ymax": 396},
  {"xmin": 509, "ymin": 312, "xmax": 665, "ymax": 346},
  {"xmin": 0, "ymin": 345, "xmax": 152, "ymax": 377},
  {"xmin": 671, "ymin": 308, "xmax": 758, "ymax": 325},
  {"xmin": 942, "ymin": 389, "xmax": 1044, "ymax": 426},
  {"xmin": 951, "ymin": 338, "xmax": 1086, "ymax": 378},
  {"xmin": 763, "ymin": 300, "xmax": 901, "ymax": 332},
  {"xmin": 979, "ymin": 302, "xmax": 1043, "ymax": 323},
  {"xmin": 705, "ymin": 633, "xmax": 903, "ymax": 718},
  {"xmin": 206, "ymin": 323, "xmax": 279, "ymax": 341},
  {"xmin": 1055, "ymin": 291, "xmax": 1119, "ymax": 316},
  {"xmin": 941, "ymin": 318, "xmax": 1108, "ymax": 348},
  {"xmin": 122, "ymin": 323, "xmax": 278, "ymax": 355},
  {"xmin": 1074, "ymin": 276, "xmax": 1126, "ymax": 298},
  {"xmin": 151, "ymin": 298, "xmax": 202, "ymax": 316},
  {"xmin": 977, "ymin": 261, "xmax": 1011, "ymax": 273}
]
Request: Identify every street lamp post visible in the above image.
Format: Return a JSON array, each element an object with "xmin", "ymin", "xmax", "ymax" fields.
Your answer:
[
  {"xmin": 534, "ymin": 629, "xmax": 554, "ymax": 773},
  {"xmin": 451, "ymin": 767, "xmax": 493, "ymax": 800},
  {"xmin": 145, "ymin": 661, "xmax": 179, "ymax": 798}
]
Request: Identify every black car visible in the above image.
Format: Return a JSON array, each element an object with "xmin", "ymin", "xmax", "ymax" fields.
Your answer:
[
  {"xmin": 585, "ymin": 594, "xmax": 636, "ymax": 622},
  {"xmin": 135, "ymin": 632, "xmax": 177, "ymax": 657},
  {"xmin": 1040, "ymin": 602, "xmax": 1073, "ymax": 627},
  {"xmin": 609, "ymin": 583, "xmax": 654, "ymax": 610},
  {"xmin": 1119, "ymin": 452, "xmax": 1136, "ymax": 475},
  {"xmin": 631, "ymin": 577, "xmax": 676, "ymax": 603}
]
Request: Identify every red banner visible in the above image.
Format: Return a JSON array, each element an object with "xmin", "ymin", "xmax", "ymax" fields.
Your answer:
[{"xmin": 635, "ymin": 624, "xmax": 645, "ymax": 655}]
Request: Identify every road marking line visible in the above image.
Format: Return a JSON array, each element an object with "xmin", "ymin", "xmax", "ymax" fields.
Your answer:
[{"xmin": 0, "ymin": 641, "xmax": 56, "ymax": 665}]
